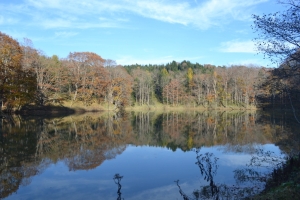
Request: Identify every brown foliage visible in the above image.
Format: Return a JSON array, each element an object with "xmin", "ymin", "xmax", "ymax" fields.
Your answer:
[
  {"xmin": 0, "ymin": 32, "xmax": 36, "ymax": 111},
  {"xmin": 67, "ymin": 52, "xmax": 108, "ymax": 106}
]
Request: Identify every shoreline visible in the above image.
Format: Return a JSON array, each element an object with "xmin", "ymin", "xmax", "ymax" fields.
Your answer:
[{"xmin": 1, "ymin": 104, "xmax": 259, "ymax": 116}]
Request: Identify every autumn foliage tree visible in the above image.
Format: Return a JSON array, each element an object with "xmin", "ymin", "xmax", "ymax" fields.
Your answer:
[
  {"xmin": 1, "ymin": 31, "xmax": 274, "ymax": 112},
  {"xmin": 105, "ymin": 65, "xmax": 133, "ymax": 110},
  {"xmin": 21, "ymin": 39, "xmax": 64, "ymax": 105},
  {"xmin": 67, "ymin": 52, "xmax": 107, "ymax": 106},
  {"xmin": 0, "ymin": 32, "xmax": 36, "ymax": 111}
]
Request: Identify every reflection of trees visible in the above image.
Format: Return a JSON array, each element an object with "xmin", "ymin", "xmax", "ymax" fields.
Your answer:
[
  {"xmin": 232, "ymin": 148, "xmax": 287, "ymax": 199},
  {"xmin": 257, "ymin": 111, "xmax": 300, "ymax": 154},
  {"xmin": 34, "ymin": 115, "xmax": 131, "ymax": 170},
  {"xmin": 131, "ymin": 111, "xmax": 277, "ymax": 152},
  {"xmin": 0, "ymin": 116, "xmax": 49, "ymax": 199},
  {"xmin": 0, "ymin": 114, "xmax": 131, "ymax": 198},
  {"xmin": 130, "ymin": 111, "xmax": 299, "ymax": 153},
  {"xmin": 175, "ymin": 147, "xmax": 288, "ymax": 200},
  {"xmin": 248, "ymin": 148, "xmax": 286, "ymax": 168},
  {"xmin": 176, "ymin": 149, "xmax": 223, "ymax": 200},
  {"xmin": 0, "ymin": 110, "xmax": 298, "ymax": 198},
  {"xmin": 65, "ymin": 146, "xmax": 126, "ymax": 171},
  {"xmin": 113, "ymin": 174, "xmax": 124, "ymax": 200},
  {"xmin": 131, "ymin": 111, "xmax": 267, "ymax": 152},
  {"xmin": 195, "ymin": 150, "xmax": 219, "ymax": 199}
]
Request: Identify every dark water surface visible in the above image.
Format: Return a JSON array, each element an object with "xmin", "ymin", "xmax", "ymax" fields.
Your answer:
[{"xmin": 1, "ymin": 111, "xmax": 299, "ymax": 200}]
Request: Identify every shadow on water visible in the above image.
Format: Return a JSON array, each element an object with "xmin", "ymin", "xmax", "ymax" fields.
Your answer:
[{"xmin": 15, "ymin": 105, "xmax": 78, "ymax": 118}]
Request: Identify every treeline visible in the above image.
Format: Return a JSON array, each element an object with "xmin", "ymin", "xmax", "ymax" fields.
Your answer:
[
  {"xmin": 124, "ymin": 62, "xmax": 263, "ymax": 108},
  {"xmin": 257, "ymin": 62, "xmax": 300, "ymax": 110},
  {"xmin": 1, "ymin": 31, "xmax": 298, "ymax": 112}
]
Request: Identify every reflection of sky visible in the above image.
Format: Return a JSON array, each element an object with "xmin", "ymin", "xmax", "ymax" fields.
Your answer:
[{"xmin": 5, "ymin": 144, "xmax": 284, "ymax": 200}]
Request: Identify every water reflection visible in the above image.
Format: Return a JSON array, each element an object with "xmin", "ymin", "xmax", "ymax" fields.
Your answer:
[
  {"xmin": 175, "ymin": 149, "xmax": 220, "ymax": 200},
  {"xmin": 194, "ymin": 150, "xmax": 219, "ymax": 199},
  {"xmin": 113, "ymin": 174, "xmax": 124, "ymax": 200},
  {"xmin": 176, "ymin": 147, "xmax": 286, "ymax": 200},
  {"xmin": 0, "ymin": 111, "xmax": 299, "ymax": 199}
]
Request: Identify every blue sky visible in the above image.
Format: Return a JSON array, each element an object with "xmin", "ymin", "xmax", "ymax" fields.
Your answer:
[{"xmin": 0, "ymin": 0, "xmax": 284, "ymax": 67}]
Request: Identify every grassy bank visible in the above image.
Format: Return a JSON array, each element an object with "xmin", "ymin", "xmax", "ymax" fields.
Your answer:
[
  {"xmin": 1, "ymin": 101, "xmax": 258, "ymax": 116},
  {"xmin": 125, "ymin": 103, "xmax": 257, "ymax": 112}
]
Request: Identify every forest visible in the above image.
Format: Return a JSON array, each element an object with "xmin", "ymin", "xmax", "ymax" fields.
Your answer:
[{"xmin": 0, "ymin": 31, "xmax": 299, "ymax": 113}]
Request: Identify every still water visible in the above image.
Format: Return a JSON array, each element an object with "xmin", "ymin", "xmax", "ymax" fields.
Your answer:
[{"xmin": 0, "ymin": 111, "xmax": 299, "ymax": 199}]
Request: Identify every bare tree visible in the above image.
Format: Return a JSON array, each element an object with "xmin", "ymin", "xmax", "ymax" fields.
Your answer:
[{"xmin": 252, "ymin": 0, "xmax": 300, "ymax": 66}]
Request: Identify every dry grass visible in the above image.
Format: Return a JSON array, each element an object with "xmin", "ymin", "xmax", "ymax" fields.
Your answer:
[
  {"xmin": 126, "ymin": 103, "xmax": 257, "ymax": 112},
  {"xmin": 59, "ymin": 100, "xmax": 257, "ymax": 113}
]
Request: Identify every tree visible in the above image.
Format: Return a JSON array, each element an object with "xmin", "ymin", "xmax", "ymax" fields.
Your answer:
[
  {"xmin": 253, "ymin": 0, "xmax": 300, "ymax": 109},
  {"xmin": 163, "ymin": 79, "xmax": 185, "ymax": 106},
  {"xmin": 158, "ymin": 68, "xmax": 170, "ymax": 104},
  {"xmin": 186, "ymin": 68, "xmax": 194, "ymax": 105},
  {"xmin": 131, "ymin": 67, "xmax": 153, "ymax": 106},
  {"xmin": 22, "ymin": 39, "xmax": 53, "ymax": 105},
  {"xmin": 252, "ymin": 0, "xmax": 300, "ymax": 66},
  {"xmin": 193, "ymin": 70, "xmax": 205, "ymax": 106},
  {"xmin": 105, "ymin": 66, "xmax": 132, "ymax": 110},
  {"xmin": 0, "ymin": 32, "xmax": 36, "ymax": 111},
  {"xmin": 67, "ymin": 52, "xmax": 107, "ymax": 106}
]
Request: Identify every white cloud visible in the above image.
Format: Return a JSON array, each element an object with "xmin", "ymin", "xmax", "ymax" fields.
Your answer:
[
  {"xmin": 236, "ymin": 29, "xmax": 250, "ymax": 34},
  {"xmin": 128, "ymin": 181, "xmax": 200, "ymax": 200},
  {"xmin": 131, "ymin": 1, "xmax": 190, "ymax": 26},
  {"xmin": 222, "ymin": 154, "xmax": 252, "ymax": 166},
  {"xmin": 2, "ymin": 0, "xmax": 268, "ymax": 30},
  {"xmin": 55, "ymin": 31, "xmax": 78, "ymax": 38},
  {"xmin": 219, "ymin": 40, "xmax": 257, "ymax": 53},
  {"xmin": 126, "ymin": 0, "xmax": 269, "ymax": 29},
  {"xmin": 41, "ymin": 18, "xmax": 73, "ymax": 29}
]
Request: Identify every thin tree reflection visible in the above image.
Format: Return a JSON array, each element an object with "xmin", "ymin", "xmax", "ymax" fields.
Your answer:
[
  {"xmin": 113, "ymin": 173, "xmax": 124, "ymax": 200},
  {"xmin": 176, "ymin": 148, "xmax": 221, "ymax": 200},
  {"xmin": 248, "ymin": 148, "xmax": 286, "ymax": 168},
  {"xmin": 174, "ymin": 180, "xmax": 191, "ymax": 200},
  {"xmin": 195, "ymin": 149, "xmax": 219, "ymax": 198}
]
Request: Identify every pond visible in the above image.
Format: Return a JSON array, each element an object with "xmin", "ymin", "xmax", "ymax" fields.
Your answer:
[{"xmin": 0, "ymin": 111, "xmax": 299, "ymax": 200}]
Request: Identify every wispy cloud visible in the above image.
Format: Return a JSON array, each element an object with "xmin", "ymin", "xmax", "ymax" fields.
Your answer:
[
  {"xmin": 129, "ymin": 181, "xmax": 200, "ymax": 200},
  {"xmin": 219, "ymin": 40, "xmax": 257, "ymax": 53},
  {"xmin": 124, "ymin": 0, "xmax": 269, "ymax": 29},
  {"xmin": 55, "ymin": 31, "xmax": 78, "ymax": 38},
  {"xmin": 1, "ymin": 0, "xmax": 268, "ymax": 30},
  {"xmin": 0, "ymin": 15, "xmax": 19, "ymax": 25}
]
